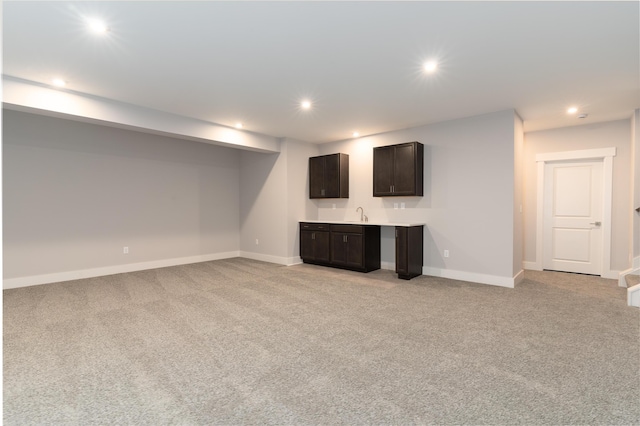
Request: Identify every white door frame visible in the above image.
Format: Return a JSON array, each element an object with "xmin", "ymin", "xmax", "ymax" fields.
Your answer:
[{"xmin": 534, "ymin": 147, "xmax": 616, "ymax": 278}]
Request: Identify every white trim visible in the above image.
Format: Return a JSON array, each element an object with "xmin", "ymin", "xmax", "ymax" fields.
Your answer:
[
  {"xmin": 619, "ymin": 268, "xmax": 635, "ymax": 287},
  {"xmin": 423, "ymin": 267, "xmax": 518, "ymax": 288},
  {"xmin": 239, "ymin": 251, "xmax": 300, "ymax": 266},
  {"xmin": 3, "ymin": 251, "xmax": 241, "ymax": 290},
  {"xmin": 523, "ymin": 261, "xmax": 542, "ymax": 271},
  {"xmin": 534, "ymin": 161, "xmax": 545, "ymax": 271},
  {"xmin": 602, "ymin": 155, "xmax": 614, "ymax": 278},
  {"xmin": 289, "ymin": 256, "xmax": 303, "ymax": 266},
  {"xmin": 634, "ymin": 256, "xmax": 640, "ymax": 271},
  {"xmin": 535, "ymin": 147, "xmax": 616, "ymax": 278},
  {"xmin": 535, "ymin": 147, "xmax": 616, "ymax": 163},
  {"xmin": 381, "ymin": 261, "xmax": 396, "ymax": 271},
  {"xmin": 601, "ymin": 269, "xmax": 620, "ymax": 280},
  {"xmin": 628, "ymin": 284, "xmax": 640, "ymax": 307}
]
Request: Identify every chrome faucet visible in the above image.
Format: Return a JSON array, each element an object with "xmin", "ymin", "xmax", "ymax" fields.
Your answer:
[{"xmin": 356, "ymin": 206, "xmax": 364, "ymax": 222}]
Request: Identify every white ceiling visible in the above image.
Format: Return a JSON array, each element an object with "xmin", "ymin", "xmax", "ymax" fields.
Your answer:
[{"xmin": 3, "ymin": 1, "xmax": 639, "ymax": 144}]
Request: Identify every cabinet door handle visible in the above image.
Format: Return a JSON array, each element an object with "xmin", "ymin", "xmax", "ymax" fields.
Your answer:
[
  {"xmin": 321, "ymin": 188, "xmax": 325, "ymax": 196},
  {"xmin": 395, "ymin": 229, "xmax": 398, "ymax": 238},
  {"xmin": 312, "ymin": 232, "xmax": 315, "ymax": 240}
]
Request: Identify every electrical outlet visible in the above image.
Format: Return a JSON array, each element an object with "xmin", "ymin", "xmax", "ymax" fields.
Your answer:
[
  {"xmin": 123, "ymin": 246, "xmax": 129, "ymax": 254},
  {"xmin": 255, "ymin": 239, "xmax": 259, "ymax": 245},
  {"xmin": 332, "ymin": 204, "xmax": 336, "ymax": 210},
  {"xmin": 444, "ymin": 249, "xmax": 449, "ymax": 258},
  {"xmin": 401, "ymin": 202, "xmax": 405, "ymax": 210},
  {"xmin": 394, "ymin": 203, "xmax": 398, "ymax": 210}
]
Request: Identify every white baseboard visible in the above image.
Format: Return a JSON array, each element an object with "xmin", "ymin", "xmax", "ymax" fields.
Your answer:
[
  {"xmin": 422, "ymin": 266, "xmax": 518, "ymax": 288},
  {"xmin": 514, "ymin": 269, "xmax": 525, "ymax": 286},
  {"xmin": 239, "ymin": 251, "xmax": 301, "ymax": 266},
  {"xmin": 523, "ymin": 261, "xmax": 542, "ymax": 271},
  {"xmin": 3, "ymin": 251, "xmax": 241, "ymax": 290},
  {"xmin": 602, "ymin": 269, "xmax": 621, "ymax": 280},
  {"xmin": 380, "ymin": 261, "xmax": 395, "ymax": 271}
]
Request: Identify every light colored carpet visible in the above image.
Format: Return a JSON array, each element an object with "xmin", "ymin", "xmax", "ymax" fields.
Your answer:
[{"xmin": 4, "ymin": 258, "xmax": 639, "ymax": 425}]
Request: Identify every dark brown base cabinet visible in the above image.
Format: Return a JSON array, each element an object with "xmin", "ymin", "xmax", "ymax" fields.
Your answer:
[
  {"xmin": 300, "ymin": 223, "xmax": 380, "ymax": 272},
  {"xmin": 395, "ymin": 226, "xmax": 424, "ymax": 280},
  {"xmin": 300, "ymin": 223, "xmax": 330, "ymax": 264}
]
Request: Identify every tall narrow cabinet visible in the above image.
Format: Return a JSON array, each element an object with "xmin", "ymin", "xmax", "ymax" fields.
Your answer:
[{"xmin": 395, "ymin": 225, "xmax": 424, "ymax": 280}]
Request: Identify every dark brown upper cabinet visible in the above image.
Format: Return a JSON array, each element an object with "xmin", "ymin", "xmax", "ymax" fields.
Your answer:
[
  {"xmin": 309, "ymin": 153, "xmax": 349, "ymax": 199},
  {"xmin": 373, "ymin": 142, "xmax": 423, "ymax": 197}
]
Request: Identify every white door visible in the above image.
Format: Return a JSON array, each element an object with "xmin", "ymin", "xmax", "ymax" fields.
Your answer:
[{"xmin": 543, "ymin": 160, "xmax": 603, "ymax": 275}]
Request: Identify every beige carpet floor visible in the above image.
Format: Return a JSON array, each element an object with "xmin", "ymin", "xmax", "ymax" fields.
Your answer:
[{"xmin": 4, "ymin": 258, "xmax": 639, "ymax": 425}]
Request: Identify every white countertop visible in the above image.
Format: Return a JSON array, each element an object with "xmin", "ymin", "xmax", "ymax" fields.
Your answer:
[{"xmin": 301, "ymin": 220, "xmax": 425, "ymax": 227}]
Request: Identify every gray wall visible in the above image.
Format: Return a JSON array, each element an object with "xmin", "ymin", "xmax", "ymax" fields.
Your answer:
[
  {"xmin": 239, "ymin": 149, "xmax": 287, "ymax": 261},
  {"xmin": 3, "ymin": 109, "xmax": 241, "ymax": 279},
  {"xmin": 10, "ymin": 106, "xmax": 631, "ymax": 287},
  {"xmin": 523, "ymin": 119, "xmax": 632, "ymax": 272},
  {"xmin": 282, "ymin": 138, "xmax": 320, "ymax": 260},
  {"xmin": 317, "ymin": 109, "xmax": 521, "ymax": 282},
  {"xmin": 239, "ymin": 138, "xmax": 318, "ymax": 263}
]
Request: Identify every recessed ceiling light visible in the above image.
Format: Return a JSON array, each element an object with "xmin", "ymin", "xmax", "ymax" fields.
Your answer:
[
  {"xmin": 52, "ymin": 78, "xmax": 66, "ymax": 87},
  {"xmin": 567, "ymin": 107, "xmax": 578, "ymax": 114},
  {"xmin": 88, "ymin": 18, "xmax": 109, "ymax": 34},
  {"xmin": 352, "ymin": 132, "xmax": 360, "ymax": 138},
  {"xmin": 235, "ymin": 122, "xmax": 243, "ymax": 129},
  {"xmin": 301, "ymin": 100, "xmax": 312, "ymax": 110},
  {"xmin": 423, "ymin": 60, "xmax": 438, "ymax": 73}
]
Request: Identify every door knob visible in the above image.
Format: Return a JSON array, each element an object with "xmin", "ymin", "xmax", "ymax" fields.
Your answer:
[{"xmin": 590, "ymin": 221, "xmax": 601, "ymax": 226}]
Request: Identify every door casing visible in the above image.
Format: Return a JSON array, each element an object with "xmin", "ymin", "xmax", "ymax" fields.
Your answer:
[{"xmin": 534, "ymin": 147, "xmax": 616, "ymax": 278}]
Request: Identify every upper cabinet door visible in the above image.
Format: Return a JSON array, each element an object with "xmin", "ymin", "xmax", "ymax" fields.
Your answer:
[
  {"xmin": 373, "ymin": 145, "xmax": 394, "ymax": 196},
  {"xmin": 309, "ymin": 153, "xmax": 349, "ymax": 199},
  {"xmin": 393, "ymin": 143, "xmax": 417, "ymax": 195},
  {"xmin": 309, "ymin": 156, "xmax": 326, "ymax": 198},
  {"xmin": 373, "ymin": 142, "xmax": 423, "ymax": 197}
]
